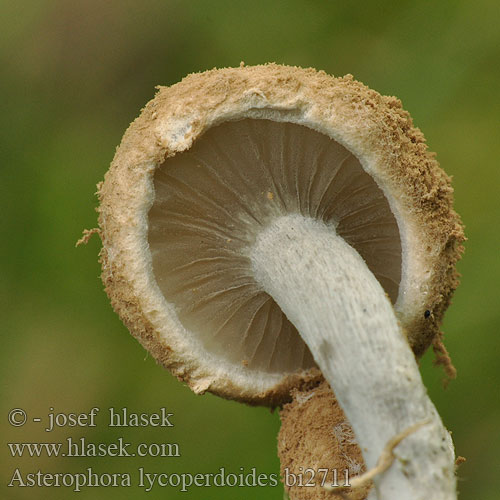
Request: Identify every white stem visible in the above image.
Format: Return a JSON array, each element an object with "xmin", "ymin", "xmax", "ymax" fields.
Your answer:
[{"xmin": 250, "ymin": 214, "xmax": 456, "ymax": 500}]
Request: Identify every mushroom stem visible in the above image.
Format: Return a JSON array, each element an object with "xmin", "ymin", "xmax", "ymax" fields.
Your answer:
[{"xmin": 250, "ymin": 214, "xmax": 456, "ymax": 500}]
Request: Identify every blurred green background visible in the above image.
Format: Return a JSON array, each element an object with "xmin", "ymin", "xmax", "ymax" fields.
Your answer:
[{"xmin": 2, "ymin": 1, "xmax": 499, "ymax": 499}]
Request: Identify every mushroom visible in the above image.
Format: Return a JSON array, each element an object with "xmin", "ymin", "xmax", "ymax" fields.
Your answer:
[
  {"xmin": 97, "ymin": 64, "xmax": 464, "ymax": 500},
  {"xmin": 279, "ymin": 380, "xmax": 373, "ymax": 500}
]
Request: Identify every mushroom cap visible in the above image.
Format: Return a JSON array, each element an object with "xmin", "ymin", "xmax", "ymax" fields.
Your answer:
[
  {"xmin": 97, "ymin": 64, "xmax": 464, "ymax": 405},
  {"xmin": 279, "ymin": 380, "xmax": 371, "ymax": 500}
]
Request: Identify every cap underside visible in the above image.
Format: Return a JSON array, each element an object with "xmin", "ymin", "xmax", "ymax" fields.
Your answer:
[{"xmin": 148, "ymin": 118, "xmax": 402, "ymax": 376}]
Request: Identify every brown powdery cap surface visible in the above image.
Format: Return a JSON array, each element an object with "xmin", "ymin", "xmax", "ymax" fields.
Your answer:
[
  {"xmin": 97, "ymin": 63, "xmax": 464, "ymax": 405},
  {"xmin": 279, "ymin": 380, "xmax": 371, "ymax": 500}
]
